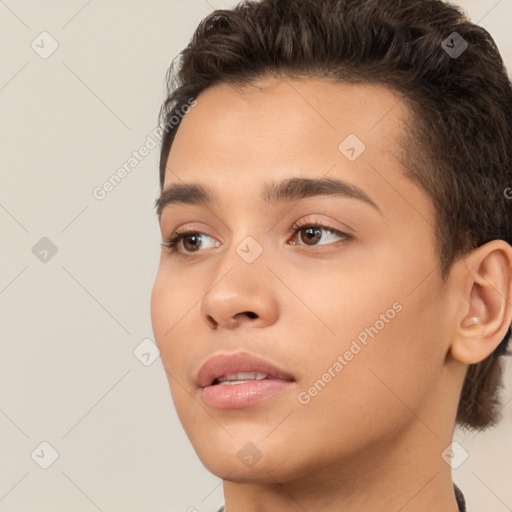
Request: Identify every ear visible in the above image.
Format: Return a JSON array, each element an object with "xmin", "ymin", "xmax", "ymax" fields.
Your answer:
[{"xmin": 450, "ymin": 240, "xmax": 512, "ymax": 364}]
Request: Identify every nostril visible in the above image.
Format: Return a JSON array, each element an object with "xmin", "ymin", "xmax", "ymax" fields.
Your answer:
[
  {"xmin": 244, "ymin": 311, "xmax": 258, "ymax": 319},
  {"xmin": 206, "ymin": 314, "xmax": 218, "ymax": 328}
]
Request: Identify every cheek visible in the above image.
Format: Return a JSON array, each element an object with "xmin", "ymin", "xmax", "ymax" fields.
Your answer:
[
  {"xmin": 289, "ymin": 256, "xmax": 446, "ymax": 413},
  {"xmin": 151, "ymin": 263, "xmax": 200, "ymax": 340},
  {"xmin": 150, "ymin": 273, "xmax": 195, "ymax": 416},
  {"xmin": 150, "ymin": 270, "xmax": 173, "ymax": 345},
  {"xmin": 150, "ymin": 267, "xmax": 192, "ymax": 372},
  {"xmin": 284, "ymin": 298, "xmax": 443, "ymax": 465}
]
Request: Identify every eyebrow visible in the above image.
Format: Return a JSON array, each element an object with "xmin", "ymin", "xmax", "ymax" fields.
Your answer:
[{"xmin": 155, "ymin": 177, "xmax": 381, "ymax": 217}]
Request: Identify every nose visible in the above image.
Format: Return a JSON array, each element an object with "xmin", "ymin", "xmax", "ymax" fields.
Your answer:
[{"xmin": 199, "ymin": 257, "xmax": 279, "ymax": 330}]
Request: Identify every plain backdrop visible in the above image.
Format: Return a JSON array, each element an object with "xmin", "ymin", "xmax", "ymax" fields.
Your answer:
[{"xmin": 1, "ymin": 1, "xmax": 511, "ymax": 511}]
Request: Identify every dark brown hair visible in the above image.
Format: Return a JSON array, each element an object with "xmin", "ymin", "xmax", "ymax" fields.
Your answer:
[{"xmin": 158, "ymin": 0, "xmax": 512, "ymax": 429}]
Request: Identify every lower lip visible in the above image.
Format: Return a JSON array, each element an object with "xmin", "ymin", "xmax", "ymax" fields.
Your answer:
[{"xmin": 201, "ymin": 378, "xmax": 295, "ymax": 409}]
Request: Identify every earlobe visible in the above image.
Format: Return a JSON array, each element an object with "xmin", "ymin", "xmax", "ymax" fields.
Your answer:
[{"xmin": 450, "ymin": 240, "xmax": 512, "ymax": 365}]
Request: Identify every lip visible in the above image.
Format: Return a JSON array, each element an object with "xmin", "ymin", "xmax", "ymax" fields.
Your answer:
[
  {"xmin": 196, "ymin": 352, "xmax": 296, "ymax": 409},
  {"xmin": 196, "ymin": 352, "xmax": 295, "ymax": 388}
]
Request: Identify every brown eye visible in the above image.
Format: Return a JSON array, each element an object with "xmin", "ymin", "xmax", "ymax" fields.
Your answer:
[
  {"xmin": 182, "ymin": 233, "xmax": 204, "ymax": 252},
  {"xmin": 162, "ymin": 231, "xmax": 219, "ymax": 254},
  {"xmin": 299, "ymin": 227, "xmax": 323, "ymax": 245},
  {"xmin": 290, "ymin": 223, "xmax": 349, "ymax": 247}
]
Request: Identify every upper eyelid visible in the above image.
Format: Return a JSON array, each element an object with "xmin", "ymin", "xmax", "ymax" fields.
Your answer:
[
  {"xmin": 162, "ymin": 213, "xmax": 354, "ymax": 234},
  {"xmin": 290, "ymin": 215, "xmax": 353, "ymax": 233}
]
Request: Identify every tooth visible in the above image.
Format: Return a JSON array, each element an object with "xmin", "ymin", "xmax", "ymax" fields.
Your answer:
[
  {"xmin": 218, "ymin": 381, "xmax": 250, "ymax": 385},
  {"xmin": 216, "ymin": 372, "xmax": 268, "ymax": 383}
]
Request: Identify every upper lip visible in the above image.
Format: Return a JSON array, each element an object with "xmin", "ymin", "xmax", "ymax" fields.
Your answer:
[{"xmin": 196, "ymin": 352, "xmax": 295, "ymax": 388}]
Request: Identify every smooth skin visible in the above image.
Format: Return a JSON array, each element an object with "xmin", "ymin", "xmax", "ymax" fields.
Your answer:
[{"xmin": 151, "ymin": 77, "xmax": 512, "ymax": 512}]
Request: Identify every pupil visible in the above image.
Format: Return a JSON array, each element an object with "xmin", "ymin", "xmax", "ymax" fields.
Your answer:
[
  {"xmin": 302, "ymin": 227, "xmax": 321, "ymax": 245},
  {"xmin": 184, "ymin": 234, "xmax": 201, "ymax": 251}
]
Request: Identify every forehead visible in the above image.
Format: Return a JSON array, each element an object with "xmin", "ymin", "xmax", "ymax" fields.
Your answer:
[
  {"xmin": 165, "ymin": 77, "xmax": 409, "ymax": 182},
  {"xmin": 161, "ymin": 77, "xmax": 431, "ymax": 221}
]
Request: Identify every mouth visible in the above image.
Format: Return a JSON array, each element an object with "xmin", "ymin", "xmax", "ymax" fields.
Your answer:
[
  {"xmin": 196, "ymin": 352, "xmax": 295, "ymax": 388},
  {"xmin": 196, "ymin": 352, "xmax": 296, "ymax": 409},
  {"xmin": 212, "ymin": 371, "xmax": 271, "ymax": 385}
]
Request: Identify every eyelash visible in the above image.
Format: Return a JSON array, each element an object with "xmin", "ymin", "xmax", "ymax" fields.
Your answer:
[{"xmin": 161, "ymin": 219, "xmax": 351, "ymax": 256}]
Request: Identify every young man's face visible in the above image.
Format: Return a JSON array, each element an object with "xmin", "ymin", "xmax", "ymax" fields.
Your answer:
[{"xmin": 151, "ymin": 78, "xmax": 461, "ymax": 481}]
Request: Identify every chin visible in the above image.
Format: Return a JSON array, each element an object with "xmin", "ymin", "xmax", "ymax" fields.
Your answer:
[{"xmin": 189, "ymin": 433, "xmax": 311, "ymax": 483}]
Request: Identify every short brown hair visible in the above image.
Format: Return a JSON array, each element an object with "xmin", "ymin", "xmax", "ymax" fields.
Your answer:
[{"xmin": 158, "ymin": 0, "xmax": 512, "ymax": 429}]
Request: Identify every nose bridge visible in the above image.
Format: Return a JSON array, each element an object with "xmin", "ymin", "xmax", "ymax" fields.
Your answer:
[
  {"xmin": 214, "ymin": 215, "xmax": 268, "ymax": 277},
  {"xmin": 199, "ymin": 231, "xmax": 278, "ymax": 329}
]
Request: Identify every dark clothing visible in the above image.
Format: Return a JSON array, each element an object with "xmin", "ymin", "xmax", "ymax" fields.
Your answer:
[
  {"xmin": 216, "ymin": 484, "xmax": 466, "ymax": 512},
  {"xmin": 454, "ymin": 484, "xmax": 467, "ymax": 511}
]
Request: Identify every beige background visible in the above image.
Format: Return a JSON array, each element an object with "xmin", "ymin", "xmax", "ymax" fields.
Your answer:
[{"xmin": 1, "ymin": 1, "xmax": 511, "ymax": 511}]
